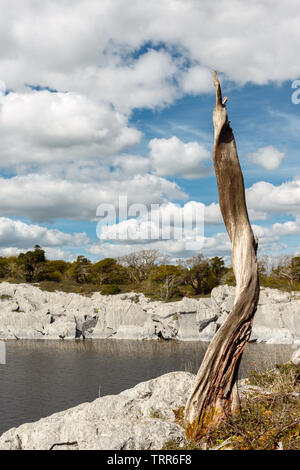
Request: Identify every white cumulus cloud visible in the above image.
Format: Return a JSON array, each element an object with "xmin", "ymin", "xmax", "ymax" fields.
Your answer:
[
  {"xmin": 0, "ymin": 217, "xmax": 89, "ymax": 250},
  {"xmin": 1, "ymin": 0, "xmax": 300, "ymax": 97},
  {"xmin": 246, "ymin": 178, "xmax": 300, "ymax": 218},
  {"xmin": 248, "ymin": 146, "xmax": 285, "ymax": 170},
  {"xmin": 0, "ymin": 174, "xmax": 186, "ymax": 222},
  {"xmin": 0, "ymin": 89, "xmax": 141, "ymax": 168},
  {"xmin": 149, "ymin": 136, "xmax": 211, "ymax": 179}
]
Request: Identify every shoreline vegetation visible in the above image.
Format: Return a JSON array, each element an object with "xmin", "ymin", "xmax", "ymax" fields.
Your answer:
[
  {"xmin": 1, "ymin": 245, "xmax": 300, "ymax": 301},
  {"xmin": 165, "ymin": 362, "xmax": 300, "ymax": 451}
]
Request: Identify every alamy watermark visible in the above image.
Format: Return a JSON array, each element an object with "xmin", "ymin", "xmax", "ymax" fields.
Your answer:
[
  {"xmin": 96, "ymin": 196, "xmax": 204, "ymax": 250},
  {"xmin": 0, "ymin": 80, "xmax": 6, "ymax": 97},
  {"xmin": 291, "ymin": 80, "xmax": 300, "ymax": 104},
  {"xmin": 0, "ymin": 341, "xmax": 6, "ymax": 364}
]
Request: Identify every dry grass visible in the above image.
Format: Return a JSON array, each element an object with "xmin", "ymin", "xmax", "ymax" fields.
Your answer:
[{"xmin": 164, "ymin": 363, "xmax": 300, "ymax": 450}]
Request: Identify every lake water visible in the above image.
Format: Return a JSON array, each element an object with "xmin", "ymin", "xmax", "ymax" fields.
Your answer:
[{"xmin": 0, "ymin": 339, "xmax": 294, "ymax": 436}]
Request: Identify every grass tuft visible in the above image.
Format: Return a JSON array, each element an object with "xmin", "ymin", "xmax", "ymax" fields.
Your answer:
[{"xmin": 164, "ymin": 363, "xmax": 300, "ymax": 450}]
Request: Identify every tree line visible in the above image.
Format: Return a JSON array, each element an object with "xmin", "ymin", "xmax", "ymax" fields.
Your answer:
[
  {"xmin": 0, "ymin": 245, "xmax": 226, "ymax": 299},
  {"xmin": 0, "ymin": 245, "xmax": 299, "ymax": 300}
]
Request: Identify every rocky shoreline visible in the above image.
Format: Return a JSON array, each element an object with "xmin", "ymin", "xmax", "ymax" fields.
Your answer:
[
  {"xmin": 0, "ymin": 282, "xmax": 300, "ymax": 344},
  {"xmin": 1, "ymin": 349, "xmax": 299, "ymax": 450},
  {"xmin": 0, "ymin": 371, "xmax": 194, "ymax": 450}
]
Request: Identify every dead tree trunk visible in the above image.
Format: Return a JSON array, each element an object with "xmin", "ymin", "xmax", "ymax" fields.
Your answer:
[{"xmin": 184, "ymin": 71, "xmax": 260, "ymax": 439}]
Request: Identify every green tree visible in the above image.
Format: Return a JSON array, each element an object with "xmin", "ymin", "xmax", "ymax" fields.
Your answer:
[
  {"xmin": 5, "ymin": 256, "xmax": 24, "ymax": 281},
  {"xmin": 290, "ymin": 256, "xmax": 300, "ymax": 283},
  {"xmin": 37, "ymin": 260, "xmax": 71, "ymax": 282},
  {"xmin": 150, "ymin": 264, "xmax": 184, "ymax": 300},
  {"xmin": 18, "ymin": 245, "xmax": 46, "ymax": 282},
  {"xmin": 185, "ymin": 254, "xmax": 225, "ymax": 295},
  {"xmin": 91, "ymin": 258, "xmax": 129, "ymax": 285},
  {"xmin": 71, "ymin": 256, "xmax": 92, "ymax": 283},
  {"xmin": 0, "ymin": 257, "xmax": 10, "ymax": 278}
]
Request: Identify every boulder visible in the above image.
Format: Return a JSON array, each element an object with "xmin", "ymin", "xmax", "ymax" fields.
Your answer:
[
  {"xmin": 91, "ymin": 300, "xmax": 151, "ymax": 340},
  {"xmin": 210, "ymin": 285, "xmax": 235, "ymax": 315},
  {"xmin": 176, "ymin": 313, "xmax": 199, "ymax": 341},
  {"xmin": 0, "ymin": 371, "xmax": 194, "ymax": 450},
  {"xmin": 291, "ymin": 348, "xmax": 300, "ymax": 365},
  {"xmin": 198, "ymin": 321, "xmax": 217, "ymax": 342},
  {"xmin": 250, "ymin": 325, "xmax": 294, "ymax": 344},
  {"xmin": 44, "ymin": 318, "xmax": 76, "ymax": 339},
  {"xmin": 0, "ymin": 309, "xmax": 49, "ymax": 339}
]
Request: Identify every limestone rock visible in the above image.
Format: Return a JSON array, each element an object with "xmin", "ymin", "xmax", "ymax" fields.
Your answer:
[
  {"xmin": 0, "ymin": 282, "xmax": 299, "ymax": 344},
  {"xmin": 198, "ymin": 321, "xmax": 217, "ymax": 342},
  {"xmin": 291, "ymin": 348, "xmax": 300, "ymax": 365},
  {"xmin": 0, "ymin": 371, "xmax": 194, "ymax": 450}
]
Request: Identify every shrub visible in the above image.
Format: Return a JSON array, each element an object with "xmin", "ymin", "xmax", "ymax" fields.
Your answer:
[
  {"xmin": 0, "ymin": 294, "xmax": 12, "ymax": 301},
  {"xmin": 43, "ymin": 270, "xmax": 63, "ymax": 282},
  {"xmin": 100, "ymin": 284, "xmax": 121, "ymax": 295}
]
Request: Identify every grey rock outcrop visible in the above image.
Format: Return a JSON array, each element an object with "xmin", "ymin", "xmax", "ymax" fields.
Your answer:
[
  {"xmin": 0, "ymin": 371, "xmax": 194, "ymax": 450},
  {"xmin": 0, "ymin": 367, "xmax": 286, "ymax": 450},
  {"xmin": 291, "ymin": 348, "xmax": 300, "ymax": 365},
  {"xmin": 0, "ymin": 282, "xmax": 299, "ymax": 344}
]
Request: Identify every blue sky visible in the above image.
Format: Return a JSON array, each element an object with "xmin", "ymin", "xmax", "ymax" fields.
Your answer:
[{"xmin": 0, "ymin": 0, "xmax": 300, "ymax": 263}]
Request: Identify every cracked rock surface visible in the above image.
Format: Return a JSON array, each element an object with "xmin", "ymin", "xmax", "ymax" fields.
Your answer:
[
  {"xmin": 0, "ymin": 282, "xmax": 299, "ymax": 344},
  {"xmin": 0, "ymin": 371, "xmax": 194, "ymax": 450}
]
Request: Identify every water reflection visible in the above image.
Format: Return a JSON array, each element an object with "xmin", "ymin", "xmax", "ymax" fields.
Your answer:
[{"xmin": 0, "ymin": 339, "xmax": 294, "ymax": 435}]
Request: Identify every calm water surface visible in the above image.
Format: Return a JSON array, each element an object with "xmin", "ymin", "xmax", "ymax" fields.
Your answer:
[{"xmin": 0, "ymin": 339, "xmax": 294, "ymax": 435}]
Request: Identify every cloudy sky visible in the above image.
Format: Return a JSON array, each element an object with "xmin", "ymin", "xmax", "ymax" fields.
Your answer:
[{"xmin": 1, "ymin": 0, "xmax": 300, "ymax": 262}]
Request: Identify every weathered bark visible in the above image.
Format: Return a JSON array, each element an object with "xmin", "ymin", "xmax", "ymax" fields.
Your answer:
[{"xmin": 184, "ymin": 71, "xmax": 260, "ymax": 439}]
